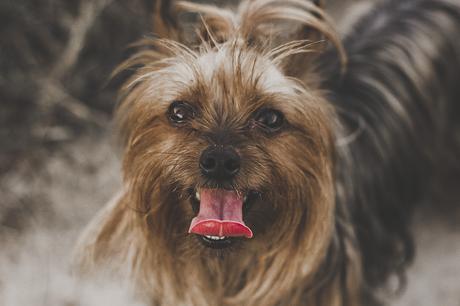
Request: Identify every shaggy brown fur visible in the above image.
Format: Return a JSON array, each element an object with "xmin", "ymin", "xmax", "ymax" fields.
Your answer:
[{"xmin": 75, "ymin": 0, "xmax": 460, "ymax": 305}]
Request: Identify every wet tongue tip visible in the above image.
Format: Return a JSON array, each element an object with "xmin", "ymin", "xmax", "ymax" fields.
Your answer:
[{"xmin": 188, "ymin": 219, "xmax": 253, "ymax": 238}]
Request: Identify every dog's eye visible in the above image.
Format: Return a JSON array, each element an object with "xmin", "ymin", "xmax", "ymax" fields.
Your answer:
[
  {"xmin": 254, "ymin": 109, "xmax": 284, "ymax": 131},
  {"xmin": 168, "ymin": 101, "xmax": 195, "ymax": 124}
]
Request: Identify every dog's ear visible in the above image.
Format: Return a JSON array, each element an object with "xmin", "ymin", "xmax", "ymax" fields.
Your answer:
[
  {"xmin": 175, "ymin": 1, "xmax": 237, "ymax": 46},
  {"xmin": 237, "ymin": 0, "xmax": 345, "ymax": 78},
  {"xmin": 153, "ymin": 0, "xmax": 182, "ymax": 40},
  {"xmin": 167, "ymin": 0, "xmax": 345, "ymax": 78}
]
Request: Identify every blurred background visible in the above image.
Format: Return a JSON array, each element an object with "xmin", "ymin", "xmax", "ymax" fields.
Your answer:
[{"xmin": 0, "ymin": 0, "xmax": 459, "ymax": 305}]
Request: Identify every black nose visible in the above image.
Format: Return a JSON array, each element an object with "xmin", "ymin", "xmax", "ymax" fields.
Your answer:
[{"xmin": 199, "ymin": 147, "xmax": 241, "ymax": 180}]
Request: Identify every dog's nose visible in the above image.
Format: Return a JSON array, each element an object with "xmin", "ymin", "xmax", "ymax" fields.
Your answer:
[{"xmin": 200, "ymin": 147, "xmax": 241, "ymax": 180}]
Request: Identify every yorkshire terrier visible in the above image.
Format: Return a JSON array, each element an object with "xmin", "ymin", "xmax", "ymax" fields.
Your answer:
[{"xmin": 76, "ymin": 0, "xmax": 460, "ymax": 305}]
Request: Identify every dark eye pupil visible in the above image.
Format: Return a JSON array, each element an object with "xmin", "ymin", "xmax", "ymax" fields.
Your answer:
[
  {"xmin": 257, "ymin": 109, "xmax": 283, "ymax": 130},
  {"xmin": 173, "ymin": 107, "xmax": 186, "ymax": 119},
  {"xmin": 265, "ymin": 113, "xmax": 278, "ymax": 125},
  {"xmin": 168, "ymin": 101, "xmax": 194, "ymax": 123}
]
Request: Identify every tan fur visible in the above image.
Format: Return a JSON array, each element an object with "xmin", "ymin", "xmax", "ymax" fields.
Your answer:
[{"xmin": 75, "ymin": 1, "xmax": 361, "ymax": 305}]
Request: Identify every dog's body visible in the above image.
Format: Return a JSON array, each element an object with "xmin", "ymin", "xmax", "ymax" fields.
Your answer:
[{"xmin": 76, "ymin": 1, "xmax": 460, "ymax": 305}]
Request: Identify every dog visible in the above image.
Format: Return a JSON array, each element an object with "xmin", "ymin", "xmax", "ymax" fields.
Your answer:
[{"xmin": 75, "ymin": 0, "xmax": 460, "ymax": 305}]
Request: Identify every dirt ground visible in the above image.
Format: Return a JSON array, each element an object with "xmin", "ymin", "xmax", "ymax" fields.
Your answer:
[{"xmin": 395, "ymin": 207, "xmax": 460, "ymax": 306}]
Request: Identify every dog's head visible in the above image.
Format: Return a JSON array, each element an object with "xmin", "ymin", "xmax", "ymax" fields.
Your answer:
[{"xmin": 117, "ymin": 0, "xmax": 342, "ymax": 268}]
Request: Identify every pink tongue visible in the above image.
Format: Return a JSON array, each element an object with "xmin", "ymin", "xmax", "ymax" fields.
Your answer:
[{"xmin": 189, "ymin": 189, "xmax": 253, "ymax": 238}]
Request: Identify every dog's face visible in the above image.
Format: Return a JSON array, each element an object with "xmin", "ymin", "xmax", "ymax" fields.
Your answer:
[
  {"xmin": 77, "ymin": 1, "xmax": 355, "ymax": 304},
  {"xmin": 119, "ymin": 41, "xmax": 334, "ymax": 258}
]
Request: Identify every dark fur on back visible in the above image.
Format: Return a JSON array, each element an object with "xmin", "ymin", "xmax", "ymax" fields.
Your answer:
[{"xmin": 319, "ymin": 0, "xmax": 460, "ymax": 303}]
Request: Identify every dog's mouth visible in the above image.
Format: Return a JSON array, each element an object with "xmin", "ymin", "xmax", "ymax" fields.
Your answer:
[{"xmin": 188, "ymin": 188, "xmax": 257, "ymax": 249}]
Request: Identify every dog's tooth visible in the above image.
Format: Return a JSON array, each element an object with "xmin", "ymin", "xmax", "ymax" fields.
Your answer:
[
  {"xmin": 195, "ymin": 190, "xmax": 200, "ymax": 201},
  {"xmin": 204, "ymin": 235, "xmax": 227, "ymax": 240},
  {"xmin": 243, "ymin": 195, "xmax": 247, "ymax": 202}
]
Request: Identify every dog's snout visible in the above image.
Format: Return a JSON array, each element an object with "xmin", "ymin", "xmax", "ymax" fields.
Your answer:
[{"xmin": 200, "ymin": 147, "xmax": 241, "ymax": 180}]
